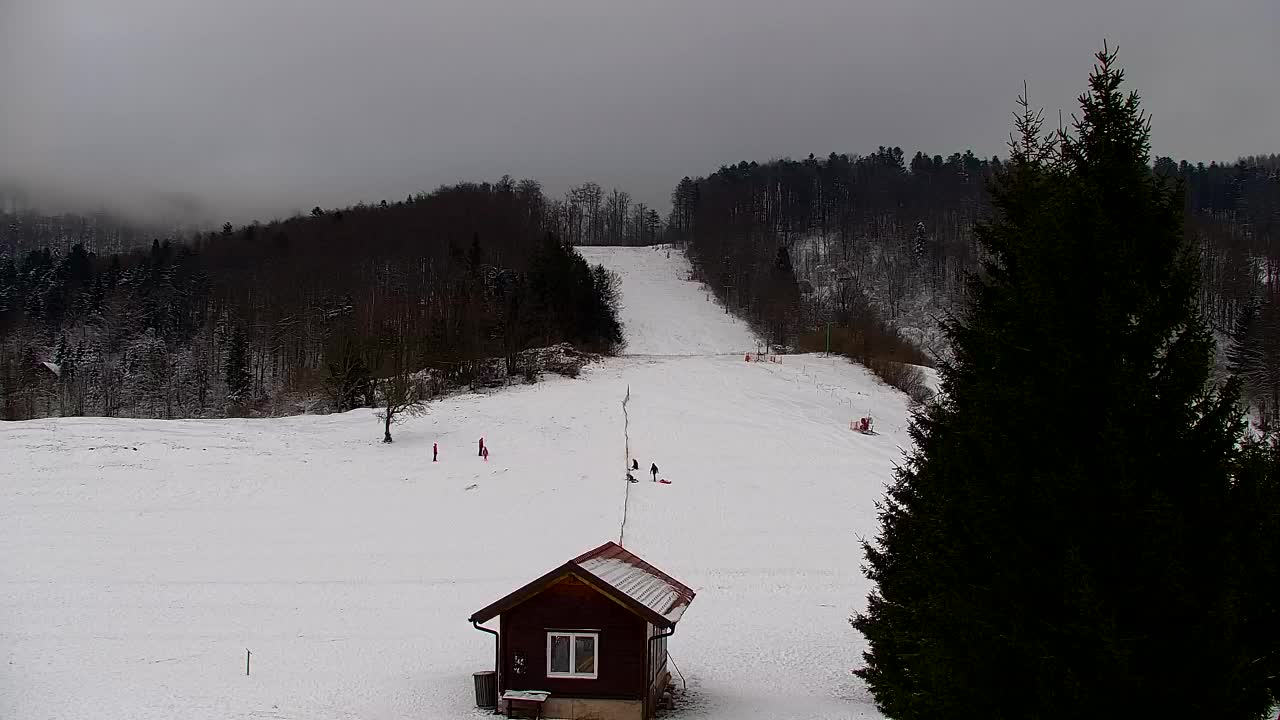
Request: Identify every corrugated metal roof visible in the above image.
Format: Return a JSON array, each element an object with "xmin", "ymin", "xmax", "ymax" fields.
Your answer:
[
  {"xmin": 469, "ymin": 541, "xmax": 696, "ymax": 628},
  {"xmin": 573, "ymin": 542, "xmax": 695, "ymax": 625}
]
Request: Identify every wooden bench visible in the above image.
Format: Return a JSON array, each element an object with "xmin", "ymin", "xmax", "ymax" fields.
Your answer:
[{"xmin": 502, "ymin": 690, "xmax": 550, "ymax": 719}]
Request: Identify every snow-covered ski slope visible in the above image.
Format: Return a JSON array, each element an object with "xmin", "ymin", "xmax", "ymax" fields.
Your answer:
[
  {"xmin": 578, "ymin": 245, "xmax": 757, "ymax": 355},
  {"xmin": 1, "ymin": 245, "xmax": 910, "ymax": 720}
]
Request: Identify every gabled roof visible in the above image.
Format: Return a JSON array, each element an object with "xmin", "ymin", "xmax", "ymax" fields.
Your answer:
[{"xmin": 469, "ymin": 541, "xmax": 696, "ymax": 629}]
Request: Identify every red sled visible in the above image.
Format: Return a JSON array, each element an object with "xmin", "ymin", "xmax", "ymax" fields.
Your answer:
[{"xmin": 658, "ymin": 478, "xmax": 672, "ymax": 485}]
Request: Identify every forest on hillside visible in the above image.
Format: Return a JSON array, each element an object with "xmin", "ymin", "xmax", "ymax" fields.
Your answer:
[
  {"xmin": 3, "ymin": 151, "xmax": 1278, "ymax": 422},
  {"xmin": 668, "ymin": 151, "xmax": 1280, "ymax": 418},
  {"xmin": 1, "ymin": 178, "xmax": 666, "ymax": 259},
  {"xmin": 0, "ymin": 179, "xmax": 622, "ymax": 420},
  {"xmin": 1, "ymin": 206, "xmax": 175, "ymax": 258}
]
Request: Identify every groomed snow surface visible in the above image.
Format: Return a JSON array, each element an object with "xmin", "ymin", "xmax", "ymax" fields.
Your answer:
[
  {"xmin": 1, "ymin": 245, "xmax": 911, "ymax": 720},
  {"xmin": 578, "ymin": 245, "xmax": 758, "ymax": 356}
]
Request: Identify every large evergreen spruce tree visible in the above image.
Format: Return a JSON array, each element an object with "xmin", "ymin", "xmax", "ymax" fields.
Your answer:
[{"xmin": 853, "ymin": 47, "xmax": 1277, "ymax": 718}]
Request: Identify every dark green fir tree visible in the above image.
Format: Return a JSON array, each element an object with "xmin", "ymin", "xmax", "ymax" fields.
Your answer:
[{"xmin": 853, "ymin": 46, "xmax": 1278, "ymax": 719}]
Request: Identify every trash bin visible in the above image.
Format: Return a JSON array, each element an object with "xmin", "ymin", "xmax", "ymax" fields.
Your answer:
[{"xmin": 473, "ymin": 670, "xmax": 497, "ymax": 708}]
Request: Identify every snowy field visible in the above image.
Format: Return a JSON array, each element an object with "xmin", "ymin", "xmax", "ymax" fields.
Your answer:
[{"xmin": 1, "ymin": 245, "xmax": 913, "ymax": 719}]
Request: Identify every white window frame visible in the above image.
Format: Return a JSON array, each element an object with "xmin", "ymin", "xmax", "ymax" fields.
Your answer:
[{"xmin": 546, "ymin": 631, "xmax": 599, "ymax": 679}]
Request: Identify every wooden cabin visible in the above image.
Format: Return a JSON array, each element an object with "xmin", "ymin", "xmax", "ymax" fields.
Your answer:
[{"xmin": 469, "ymin": 541, "xmax": 696, "ymax": 720}]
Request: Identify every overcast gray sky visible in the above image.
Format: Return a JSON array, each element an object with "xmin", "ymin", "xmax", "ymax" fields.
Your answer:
[{"xmin": 2, "ymin": 0, "xmax": 1277, "ymax": 225}]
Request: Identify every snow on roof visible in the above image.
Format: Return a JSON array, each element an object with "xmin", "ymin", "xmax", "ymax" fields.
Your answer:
[
  {"xmin": 470, "ymin": 541, "xmax": 696, "ymax": 628},
  {"xmin": 575, "ymin": 544, "xmax": 693, "ymax": 625}
]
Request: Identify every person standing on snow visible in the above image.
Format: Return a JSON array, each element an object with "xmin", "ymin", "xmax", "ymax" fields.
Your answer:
[
  {"xmin": 482, "ymin": 445, "xmax": 489, "ymax": 462},
  {"xmin": 478, "ymin": 437, "xmax": 485, "ymax": 457},
  {"xmin": 433, "ymin": 442, "xmax": 438, "ymax": 462},
  {"xmin": 650, "ymin": 463, "xmax": 659, "ymax": 482},
  {"xmin": 631, "ymin": 459, "xmax": 639, "ymax": 471}
]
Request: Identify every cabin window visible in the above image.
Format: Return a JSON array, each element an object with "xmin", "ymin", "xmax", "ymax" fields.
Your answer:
[{"xmin": 546, "ymin": 631, "xmax": 598, "ymax": 679}]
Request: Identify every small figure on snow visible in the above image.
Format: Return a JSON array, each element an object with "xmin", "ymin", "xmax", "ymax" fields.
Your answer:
[
  {"xmin": 478, "ymin": 437, "xmax": 485, "ymax": 457},
  {"xmin": 650, "ymin": 463, "xmax": 659, "ymax": 482},
  {"xmin": 433, "ymin": 442, "xmax": 438, "ymax": 462},
  {"xmin": 631, "ymin": 458, "xmax": 639, "ymax": 471},
  {"xmin": 626, "ymin": 472, "xmax": 638, "ymax": 483},
  {"xmin": 482, "ymin": 445, "xmax": 490, "ymax": 462}
]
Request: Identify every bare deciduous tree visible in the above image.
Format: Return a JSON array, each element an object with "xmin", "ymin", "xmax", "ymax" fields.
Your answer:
[{"xmin": 375, "ymin": 354, "xmax": 427, "ymax": 443}]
